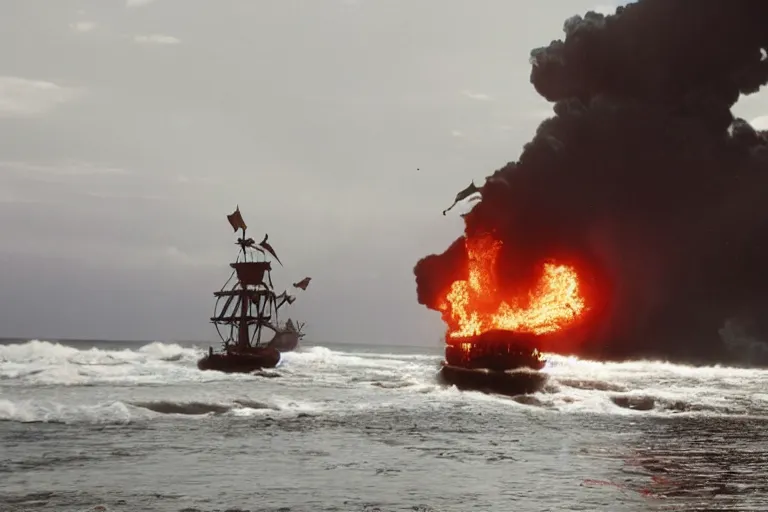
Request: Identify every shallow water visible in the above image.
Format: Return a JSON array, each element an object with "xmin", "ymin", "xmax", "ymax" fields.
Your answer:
[{"xmin": 1, "ymin": 339, "xmax": 767, "ymax": 511}]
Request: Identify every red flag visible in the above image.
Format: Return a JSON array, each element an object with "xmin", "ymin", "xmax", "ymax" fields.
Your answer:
[
  {"xmin": 293, "ymin": 277, "xmax": 311, "ymax": 290},
  {"xmin": 227, "ymin": 206, "xmax": 247, "ymax": 232}
]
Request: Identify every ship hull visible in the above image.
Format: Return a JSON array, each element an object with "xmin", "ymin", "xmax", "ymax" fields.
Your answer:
[
  {"xmin": 438, "ymin": 363, "xmax": 548, "ymax": 397},
  {"xmin": 266, "ymin": 331, "xmax": 302, "ymax": 353},
  {"xmin": 197, "ymin": 347, "xmax": 281, "ymax": 373}
]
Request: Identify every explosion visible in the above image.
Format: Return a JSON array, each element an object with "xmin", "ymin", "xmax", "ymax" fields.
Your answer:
[
  {"xmin": 415, "ymin": 0, "xmax": 768, "ymax": 366},
  {"xmin": 439, "ymin": 235, "xmax": 587, "ymax": 338}
]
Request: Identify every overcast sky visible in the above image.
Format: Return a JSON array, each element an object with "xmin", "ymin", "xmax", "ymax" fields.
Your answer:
[{"xmin": 1, "ymin": 0, "xmax": 766, "ymax": 345}]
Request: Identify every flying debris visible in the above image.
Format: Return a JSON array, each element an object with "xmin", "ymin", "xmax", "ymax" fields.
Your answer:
[
  {"xmin": 259, "ymin": 234, "xmax": 282, "ymax": 267},
  {"xmin": 293, "ymin": 277, "xmax": 312, "ymax": 291},
  {"xmin": 442, "ymin": 181, "xmax": 481, "ymax": 216}
]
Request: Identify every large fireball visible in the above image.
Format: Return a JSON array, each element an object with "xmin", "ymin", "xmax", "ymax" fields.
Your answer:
[{"xmin": 438, "ymin": 235, "xmax": 587, "ymax": 339}]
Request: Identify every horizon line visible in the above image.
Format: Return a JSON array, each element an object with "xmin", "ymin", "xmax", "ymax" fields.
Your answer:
[{"xmin": 0, "ymin": 336, "xmax": 441, "ymax": 348}]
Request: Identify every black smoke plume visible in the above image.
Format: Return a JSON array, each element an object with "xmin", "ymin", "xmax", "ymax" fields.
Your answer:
[{"xmin": 415, "ymin": 0, "xmax": 768, "ymax": 366}]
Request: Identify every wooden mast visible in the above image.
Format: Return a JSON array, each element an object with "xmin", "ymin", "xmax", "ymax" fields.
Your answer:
[
  {"xmin": 237, "ymin": 225, "xmax": 250, "ymax": 349},
  {"xmin": 253, "ymin": 259, "xmax": 270, "ymax": 347}
]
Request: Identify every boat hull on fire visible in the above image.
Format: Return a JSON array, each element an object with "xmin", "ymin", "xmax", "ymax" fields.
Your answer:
[
  {"xmin": 437, "ymin": 363, "xmax": 548, "ymax": 397},
  {"xmin": 438, "ymin": 329, "xmax": 548, "ymax": 396}
]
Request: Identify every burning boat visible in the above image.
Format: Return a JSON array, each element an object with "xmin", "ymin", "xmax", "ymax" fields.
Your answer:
[
  {"xmin": 197, "ymin": 207, "xmax": 311, "ymax": 374},
  {"xmin": 444, "ymin": 330, "xmax": 546, "ymax": 372},
  {"xmin": 431, "ymin": 232, "xmax": 589, "ymax": 396},
  {"xmin": 439, "ymin": 329, "xmax": 549, "ymax": 396}
]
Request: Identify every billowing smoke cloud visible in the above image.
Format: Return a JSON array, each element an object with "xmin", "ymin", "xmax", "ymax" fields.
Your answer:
[{"xmin": 415, "ymin": 0, "xmax": 768, "ymax": 366}]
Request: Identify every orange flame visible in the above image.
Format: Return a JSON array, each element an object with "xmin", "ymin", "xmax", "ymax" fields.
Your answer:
[{"xmin": 438, "ymin": 235, "xmax": 587, "ymax": 338}]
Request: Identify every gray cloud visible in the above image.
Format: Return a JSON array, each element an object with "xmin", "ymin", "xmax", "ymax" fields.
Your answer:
[
  {"xmin": 69, "ymin": 21, "xmax": 96, "ymax": 33},
  {"xmin": 461, "ymin": 91, "xmax": 492, "ymax": 101},
  {"xmin": 126, "ymin": 0, "xmax": 159, "ymax": 7},
  {"xmin": 133, "ymin": 34, "xmax": 180, "ymax": 45},
  {"xmin": 0, "ymin": 76, "xmax": 82, "ymax": 118}
]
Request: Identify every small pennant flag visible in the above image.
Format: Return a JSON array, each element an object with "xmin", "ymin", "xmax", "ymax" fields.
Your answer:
[{"xmin": 293, "ymin": 277, "xmax": 312, "ymax": 290}]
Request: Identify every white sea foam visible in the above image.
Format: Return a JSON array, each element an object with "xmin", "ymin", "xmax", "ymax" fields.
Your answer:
[
  {"xmin": 0, "ymin": 395, "xmax": 325, "ymax": 424},
  {"xmin": 535, "ymin": 353, "xmax": 768, "ymax": 416},
  {"xmin": 0, "ymin": 340, "xmax": 209, "ymax": 386},
  {"xmin": 1, "ymin": 339, "xmax": 766, "ymax": 423},
  {"xmin": 0, "ymin": 398, "xmax": 137, "ymax": 424}
]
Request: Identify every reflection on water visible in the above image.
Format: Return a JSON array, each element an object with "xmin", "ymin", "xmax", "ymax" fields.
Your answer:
[{"xmin": 598, "ymin": 416, "xmax": 768, "ymax": 511}]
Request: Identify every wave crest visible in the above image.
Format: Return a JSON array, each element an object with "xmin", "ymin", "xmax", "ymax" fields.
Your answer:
[{"xmin": 0, "ymin": 340, "xmax": 202, "ymax": 386}]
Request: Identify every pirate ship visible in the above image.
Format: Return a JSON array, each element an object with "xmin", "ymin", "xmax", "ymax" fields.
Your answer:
[{"xmin": 197, "ymin": 207, "xmax": 311, "ymax": 373}]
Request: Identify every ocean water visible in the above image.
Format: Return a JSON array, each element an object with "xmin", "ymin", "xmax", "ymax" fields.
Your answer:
[{"xmin": 1, "ymin": 339, "xmax": 767, "ymax": 512}]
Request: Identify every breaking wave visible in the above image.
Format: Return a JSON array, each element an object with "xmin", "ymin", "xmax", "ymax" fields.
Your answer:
[
  {"xmin": 0, "ymin": 397, "xmax": 313, "ymax": 424},
  {"xmin": 0, "ymin": 340, "xmax": 203, "ymax": 386},
  {"xmin": 0, "ymin": 340, "xmax": 766, "ymax": 424},
  {"xmin": 531, "ymin": 354, "xmax": 768, "ymax": 417},
  {"xmin": 129, "ymin": 399, "xmax": 279, "ymax": 415}
]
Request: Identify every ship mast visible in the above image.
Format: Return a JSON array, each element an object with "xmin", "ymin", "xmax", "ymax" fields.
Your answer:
[
  {"xmin": 236, "ymin": 224, "xmax": 250, "ymax": 349},
  {"xmin": 211, "ymin": 206, "xmax": 283, "ymax": 351}
]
